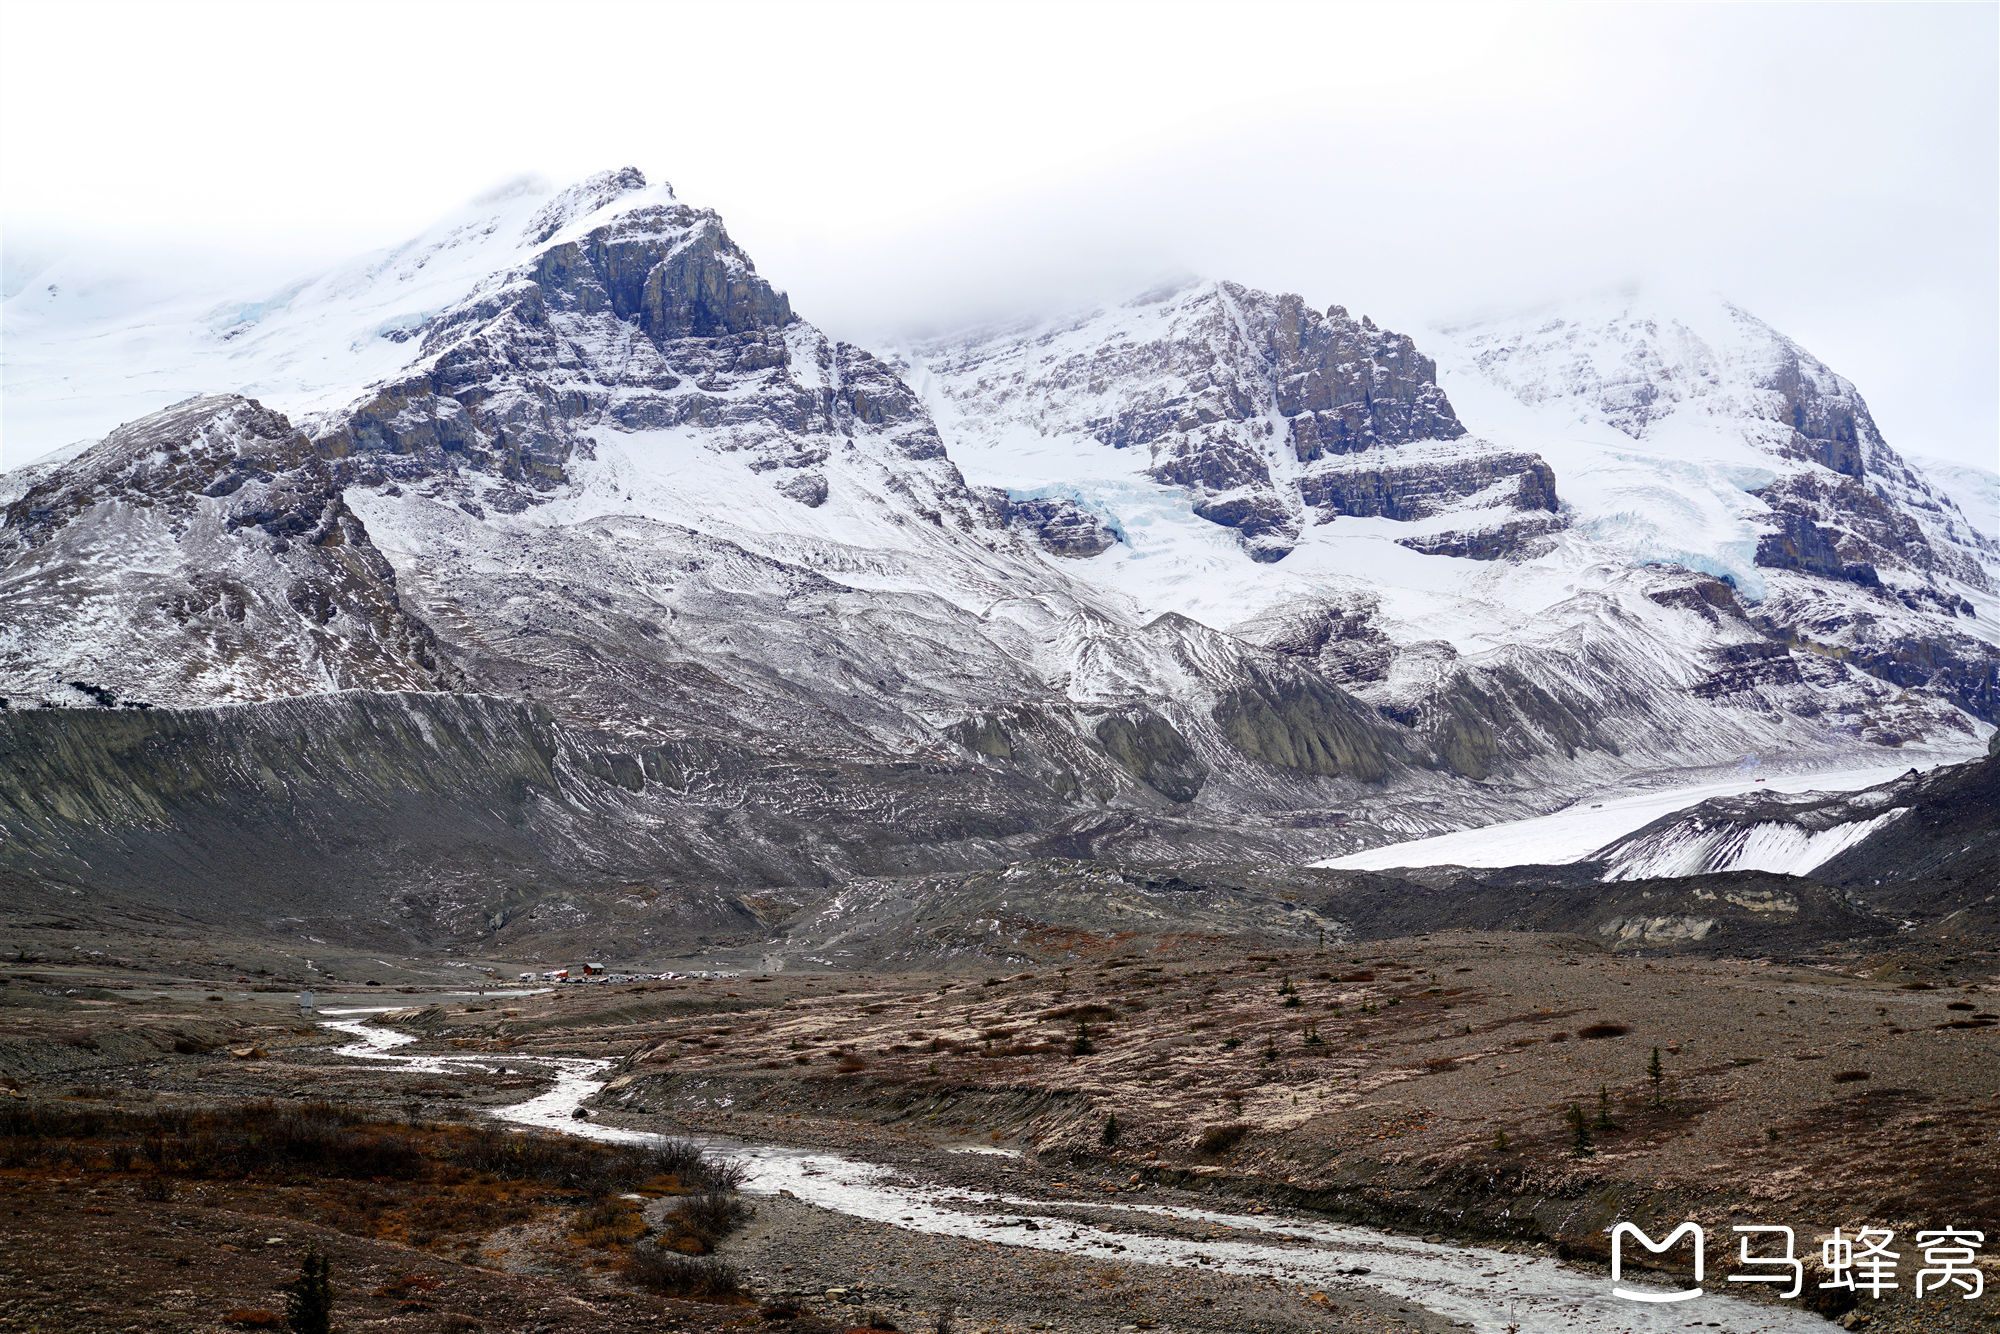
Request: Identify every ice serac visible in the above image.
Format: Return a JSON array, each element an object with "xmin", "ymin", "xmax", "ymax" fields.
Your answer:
[{"xmin": 907, "ymin": 280, "xmax": 1561, "ymax": 562}]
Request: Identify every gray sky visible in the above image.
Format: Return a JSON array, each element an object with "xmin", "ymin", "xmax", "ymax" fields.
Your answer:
[{"xmin": 3, "ymin": 0, "xmax": 1995, "ymax": 471}]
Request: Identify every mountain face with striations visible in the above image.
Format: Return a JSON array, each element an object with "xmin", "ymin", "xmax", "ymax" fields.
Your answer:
[
  {"xmin": 901, "ymin": 280, "xmax": 1560, "ymax": 565},
  {"xmin": 1, "ymin": 169, "xmax": 1993, "ymax": 948}
]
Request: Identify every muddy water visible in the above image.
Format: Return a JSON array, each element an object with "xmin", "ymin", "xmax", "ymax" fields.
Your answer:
[{"xmin": 318, "ymin": 1015, "xmax": 1828, "ymax": 1334}]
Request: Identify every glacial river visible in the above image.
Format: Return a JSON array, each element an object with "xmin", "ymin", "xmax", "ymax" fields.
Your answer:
[{"xmin": 320, "ymin": 1011, "xmax": 1833, "ymax": 1334}]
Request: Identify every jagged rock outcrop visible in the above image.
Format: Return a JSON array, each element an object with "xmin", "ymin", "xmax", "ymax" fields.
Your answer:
[
  {"xmin": 315, "ymin": 178, "xmax": 955, "ymax": 512},
  {"xmin": 0, "ymin": 396, "xmax": 452, "ymax": 708},
  {"xmin": 1000, "ymin": 495, "xmax": 1117, "ymax": 556},
  {"xmin": 1301, "ymin": 452, "xmax": 1557, "ymax": 521}
]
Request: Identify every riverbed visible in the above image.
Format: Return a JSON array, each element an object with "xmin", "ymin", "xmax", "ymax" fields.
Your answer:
[{"xmin": 319, "ymin": 1012, "xmax": 1833, "ymax": 1334}]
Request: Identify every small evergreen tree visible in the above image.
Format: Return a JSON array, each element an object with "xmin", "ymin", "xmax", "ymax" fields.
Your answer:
[
  {"xmin": 1564, "ymin": 1103, "xmax": 1594, "ymax": 1156},
  {"xmin": 1647, "ymin": 1045, "xmax": 1665, "ymax": 1104},
  {"xmin": 1101, "ymin": 1112, "xmax": 1120, "ymax": 1145},
  {"xmin": 284, "ymin": 1245, "xmax": 333, "ymax": 1334},
  {"xmin": 1492, "ymin": 1128, "xmax": 1510, "ymax": 1152},
  {"xmin": 1071, "ymin": 1019, "xmax": 1093, "ymax": 1055},
  {"xmin": 1592, "ymin": 1083, "xmax": 1618, "ymax": 1131}
]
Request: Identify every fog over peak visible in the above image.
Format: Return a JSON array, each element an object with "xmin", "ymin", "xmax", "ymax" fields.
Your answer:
[{"xmin": 3, "ymin": 2, "xmax": 1992, "ymax": 480}]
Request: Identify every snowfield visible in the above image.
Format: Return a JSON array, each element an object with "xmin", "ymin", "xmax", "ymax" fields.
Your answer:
[{"xmin": 1318, "ymin": 755, "xmax": 1961, "ymax": 871}]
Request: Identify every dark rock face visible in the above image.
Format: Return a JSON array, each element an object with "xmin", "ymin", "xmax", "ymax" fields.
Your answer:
[
  {"xmin": 775, "ymin": 470, "xmax": 829, "ymax": 507},
  {"xmin": 1262, "ymin": 299, "xmax": 1465, "ymax": 458},
  {"xmin": 528, "ymin": 208, "xmax": 794, "ymax": 341},
  {"xmin": 1004, "ymin": 496, "xmax": 1117, "ymax": 557},
  {"xmin": 1299, "ymin": 452, "xmax": 1558, "ymax": 523},
  {"xmin": 1645, "ymin": 577, "xmax": 1743, "ymax": 625},
  {"xmin": 1756, "ymin": 472, "xmax": 1985, "ymax": 591},
  {"xmin": 1750, "ymin": 478, "xmax": 2000, "ymax": 723},
  {"xmin": 1755, "ymin": 512, "xmax": 1880, "ymax": 587},
  {"xmin": 1396, "ymin": 517, "xmax": 1562, "ymax": 561},
  {"xmin": 1093, "ymin": 710, "xmax": 1207, "ymax": 802},
  {"xmin": 1761, "ymin": 339, "xmax": 1874, "ymax": 480},
  {"xmin": 1193, "ymin": 491, "xmax": 1297, "ymax": 553},
  {"xmin": 316, "ymin": 191, "xmax": 954, "ymax": 509},
  {"xmin": 1691, "ymin": 641, "xmax": 1805, "ymax": 699},
  {"xmin": 5, "ymin": 396, "xmax": 311, "ymax": 548},
  {"xmin": 1815, "ymin": 629, "xmax": 2000, "ymax": 726}
]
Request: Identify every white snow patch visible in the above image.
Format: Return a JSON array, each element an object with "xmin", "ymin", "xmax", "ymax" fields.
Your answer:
[
  {"xmin": 1599, "ymin": 808, "xmax": 1906, "ymax": 881},
  {"xmin": 1319, "ymin": 759, "xmax": 1943, "ymax": 870}
]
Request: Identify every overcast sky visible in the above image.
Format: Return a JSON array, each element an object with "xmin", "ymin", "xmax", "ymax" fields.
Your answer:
[{"xmin": 3, "ymin": 0, "xmax": 1995, "ymax": 471}]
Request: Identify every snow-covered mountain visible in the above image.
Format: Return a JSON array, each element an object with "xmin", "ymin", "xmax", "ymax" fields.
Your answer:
[
  {"xmin": 2, "ymin": 169, "xmax": 1993, "ymax": 919},
  {"xmin": 898, "ymin": 282, "xmax": 1999, "ymax": 750}
]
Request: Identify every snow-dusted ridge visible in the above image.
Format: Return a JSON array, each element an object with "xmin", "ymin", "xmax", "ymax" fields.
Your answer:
[{"xmin": 3, "ymin": 169, "xmax": 681, "ymax": 462}]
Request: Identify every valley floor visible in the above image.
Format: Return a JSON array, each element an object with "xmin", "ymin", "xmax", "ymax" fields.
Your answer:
[{"xmin": 2, "ymin": 927, "xmax": 1994, "ymax": 1333}]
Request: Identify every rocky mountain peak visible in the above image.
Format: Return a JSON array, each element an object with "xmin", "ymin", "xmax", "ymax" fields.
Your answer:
[
  {"xmin": 907, "ymin": 278, "xmax": 1551, "ymax": 563},
  {"xmin": 0, "ymin": 394, "xmax": 452, "ymax": 708},
  {"xmin": 522, "ymin": 165, "xmax": 659, "ymax": 244},
  {"xmin": 314, "ymin": 185, "xmax": 815, "ymax": 498}
]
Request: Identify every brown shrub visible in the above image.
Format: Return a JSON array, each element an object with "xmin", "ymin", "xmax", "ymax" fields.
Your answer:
[
  {"xmin": 1197, "ymin": 1122, "xmax": 1250, "ymax": 1155},
  {"xmin": 622, "ymin": 1247, "xmax": 741, "ymax": 1299},
  {"xmin": 572, "ymin": 1196, "xmax": 647, "ymax": 1248},
  {"xmin": 1040, "ymin": 1003, "xmax": 1118, "ymax": 1023},
  {"xmin": 659, "ymin": 1189, "xmax": 744, "ymax": 1253},
  {"xmin": 1577, "ymin": 1024, "xmax": 1631, "ymax": 1040}
]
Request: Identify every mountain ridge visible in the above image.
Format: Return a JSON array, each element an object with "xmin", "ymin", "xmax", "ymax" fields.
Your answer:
[{"xmin": 2, "ymin": 168, "xmax": 1992, "ymax": 938}]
